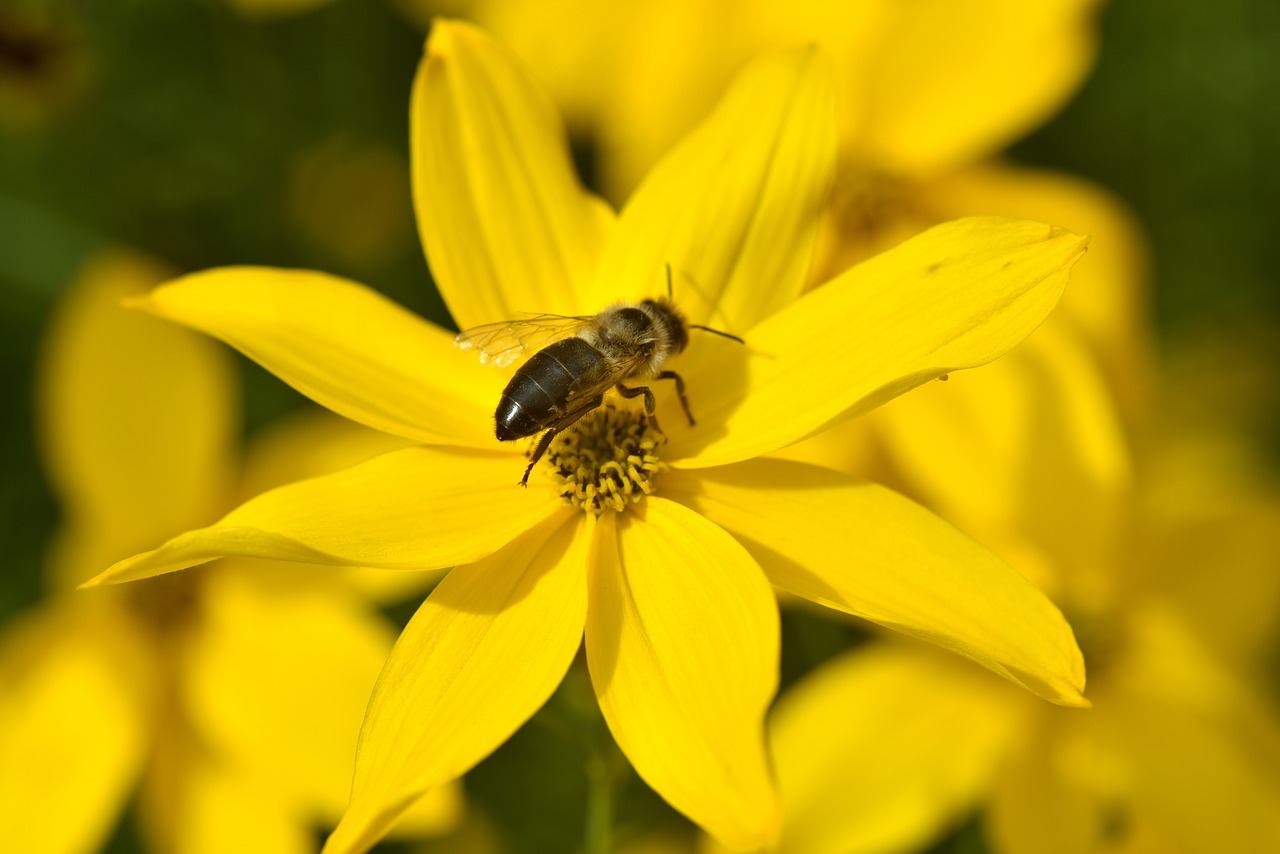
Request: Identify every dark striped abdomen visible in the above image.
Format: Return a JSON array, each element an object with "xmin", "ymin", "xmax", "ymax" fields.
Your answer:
[{"xmin": 495, "ymin": 337, "xmax": 604, "ymax": 441}]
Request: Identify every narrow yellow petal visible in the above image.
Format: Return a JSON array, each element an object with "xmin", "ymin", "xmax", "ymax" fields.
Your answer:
[
  {"xmin": 589, "ymin": 47, "xmax": 837, "ymax": 333},
  {"xmin": 415, "ymin": 19, "xmax": 614, "ymax": 327},
  {"xmin": 670, "ymin": 217, "xmax": 1088, "ymax": 469},
  {"xmin": 587, "ymin": 499, "xmax": 780, "ymax": 850},
  {"xmin": 925, "ymin": 161, "xmax": 1154, "ymax": 417},
  {"xmin": 236, "ymin": 407, "xmax": 416, "ymax": 502},
  {"xmin": 665, "ymin": 461, "xmax": 1088, "ymax": 706},
  {"xmin": 81, "ymin": 446, "xmax": 562, "ymax": 587},
  {"xmin": 850, "ymin": 0, "xmax": 1098, "ymax": 175},
  {"xmin": 766, "ymin": 643, "xmax": 1025, "ymax": 854},
  {"xmin": 323, "ymin": 512, "xmax": 588, "ymax": 854},
  {"xmin": 0, "ymin": 600, "xmax": 153, "ymax": 854},
  {"xmin": 236, "ymin": 408, "xmax": 438, "ymax": 604},
  {"xmin": 139, "ymin": 731, "xmax": 313, "ymax": 854},
  {"xmin": 181, "ymin": 565, "xmax": 461, "ymax": 833},
  {"xmin": 134, "ymin": 267, "xmax": 502, "ymax": 448},
  {"xmin": 38, "ymin": 250, "xmax": 235, "ymax": 589},
  {"xmin": 1143, "ymin": 497, "xmax": 1280, "ymax": 672},
  {"xmin": 381, "ymin": 783, "xmax": 465, "ymax": 842},
  {"xmin": 869, "ymin": 320, "xmax": 1131, "ymax": 599}
]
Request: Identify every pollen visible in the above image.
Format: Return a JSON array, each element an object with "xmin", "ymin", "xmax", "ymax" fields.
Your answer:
[{"xmin": 544, "ymin": 405, "xmax": 667, "ymax": 515}]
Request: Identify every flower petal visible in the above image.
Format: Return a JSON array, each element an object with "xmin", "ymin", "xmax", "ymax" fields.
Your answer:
[
  {"xmin": 588, "ymin": 46, "xmax": 837, "ymax": 333},
  {"xmin": 846, "ymin": 0, "xmax": 1098, "ymax": 175},
  {"xmin": 181, "ymin": 564, "xmax": 459, "ymax": 834},
  {"xmin": 994, "ymin": 607, "xmax": 1280, "ymax": 853},
  {"xmin": 664, "ymin": 460, "xmax": 1088, "ymax": 706},
  {"xmin": 323, "ymin": 512, "xmax": 588, "ymax": 854},
  {"xmin": 1143, "ymin": 496, "xmax": 1280, "ymax": 673},
  {"xmin": 763, "ymin": 643, "xmax": 1025, "ymax": 854},
  {"xmin": 1095, "ymin": 606, "xmax": 1280, "ymax": 851},
  {"xmin": 236, "ymin": 408, "xmax": 439, "ymax": 604},
  {"xmin": 414, "ymin": 19, "xmax": 614, "ymax": 327},
  {"xmin": 985, "ymin": 713, "xmax": 1112, "ymax": 854},
  {"xmin": 1101, "ymin": 689, "xmax": 1280, "ymax": 851},
  {"xmin": 1100, "ymin": 693, "xmax": 1280, "ymax": 852},
  {"xmin": 139, "ymin": 728, "xmax": 313, "ymax": 854},
  {"xmin": 81, "ymin": 446, "xmax": 562, "ymax": 587},
  {"xmin": 868, "ymin": 319, "xmax": 1131, "ymax": 600},
  {"xmin": 926, "ymin": 161, "xmax": 1154, "ymax": 417},
  {"xmin": 133, "ymin": 267, "xmax": 503, "ymax": 447},
  {"xmin": 586, "ymin": 499, "xmax": 780, "ymax": 850},
  {"xmin": 236, "ymin": 408, "xmax": 416, "ymax": 502},
  {"xmin": 0, "ymin": 600, "xmax": 153, "ymax": 854},
  {"xmin": 38, "ymin": 250, "xmax": 236, "ymax": 589},
  {"xmin": 669, "ymin": 217, "xmax": 1087, "ymax": 469}
]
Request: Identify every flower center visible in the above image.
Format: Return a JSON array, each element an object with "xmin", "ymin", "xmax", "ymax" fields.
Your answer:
[
  {"xmin": 543, "ymin": 405, "xmax": 667, "ymax": 515},
  {"xmin": 125, "ymin": 569, "xmax": 201, "ymax": 637},
  {"xmin": 1063, "ymin": 605, "xmax": 1125, "ymax": 682},
  {"xmin": 833, "ymin": 166, "xmax": 904, "ymax": 233}
]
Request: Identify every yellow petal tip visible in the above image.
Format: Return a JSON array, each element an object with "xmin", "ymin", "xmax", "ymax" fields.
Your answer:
[
  {"xmin": 425, "ymin": 17, "xmax": 470, "ymax": 58},
  {"xmin": 1053, "ymin": 225, "xmax": 1090, "ymax": 252},
  {"xmin": 76, "ymin": 560, "xmax": 132, "ymax": 590},
  {"xmin": 1041, "ymin": 673, "xmax": 1090, "ymax": 708},
  {"xmin": 1056, "ymin": 687, "xmax": 1092, "ymax": 710}
]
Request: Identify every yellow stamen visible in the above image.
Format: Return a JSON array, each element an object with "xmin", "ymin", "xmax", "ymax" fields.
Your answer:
[{"xmin": 544, "ymin": 405, "xmax": 667, "ymax": 515}]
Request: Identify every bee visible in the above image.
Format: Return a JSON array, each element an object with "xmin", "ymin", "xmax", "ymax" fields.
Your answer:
[{"xmin": 455, "ymin": 266, "xmax": 743, "ymax": 485}]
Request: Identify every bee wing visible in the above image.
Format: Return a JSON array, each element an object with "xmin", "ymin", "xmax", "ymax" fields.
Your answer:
[{"xmin": 453, "ymin": 313, "xmax": 593, "ymax": 368}]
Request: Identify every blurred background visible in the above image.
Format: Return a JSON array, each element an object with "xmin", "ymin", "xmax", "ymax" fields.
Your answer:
[{"xmin": 1, "ymin": 1, "xmax": 1277, "ymax": 852}]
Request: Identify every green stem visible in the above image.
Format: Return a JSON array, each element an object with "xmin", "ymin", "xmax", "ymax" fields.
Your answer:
[{"xmin": 583, "ymin": 743, "xmax": 614, "ymax": 854}]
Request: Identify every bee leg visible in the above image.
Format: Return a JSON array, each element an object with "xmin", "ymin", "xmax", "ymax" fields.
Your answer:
[
  {"xmin": 655, "ymin": 370, "xmax": 694, "ymax": 426},
  {"xmin": 521, "ymin": 397, "xmax": 603, "ymax": 486},
  {"xmin": 615, "ymin": 383, "xmax": 662, "ymax": 433},
  {"xmin": 522, "ymin": 431, "xmax": 558, "ymax": 486}
]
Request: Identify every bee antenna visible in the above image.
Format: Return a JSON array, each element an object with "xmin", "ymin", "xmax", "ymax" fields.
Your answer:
[
  {"xmin": 689, "ymin": 324, "xmax": 745, "ymax": 344},
  {"xmin": 665, "ymin": 262, "xmax": 743, "ymax": 343}
]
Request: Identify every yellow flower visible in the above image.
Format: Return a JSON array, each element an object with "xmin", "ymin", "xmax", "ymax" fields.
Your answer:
[
  {"xmin": 0, "ymin": 250, "xmax": 459, "ymax": 854},
  {"xmin": 720, "ymin": 342, "xmax": 1280, "ymax": 853},
  {"xmin": 82, "ymin": 21, "xmax": 1090, "ymax": 853}
]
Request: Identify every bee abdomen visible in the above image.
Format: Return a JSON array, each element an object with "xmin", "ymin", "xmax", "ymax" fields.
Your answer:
[{"xmin": 495, "ymin": 337, "xmax": 603, "ymax": 441}]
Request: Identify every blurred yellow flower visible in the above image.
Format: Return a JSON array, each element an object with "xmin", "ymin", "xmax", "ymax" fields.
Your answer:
[
  {"xmin": 0, "ymin": 250, "xmax": 459, "ymax": 854},
  {"xmin": 718, "ymin": 343, "xmax": 1280, "ymax": 853},
  {"xmin": 81, "ymin": 21, "xmax": 1091, "ymax": 853},
  {"xmin": 288, "ymin": 135, "xmax": 416, "ymax": 269},
  {"xmin": 454, "ymin": 0, "xmax": 1093, "ymax": 198}
]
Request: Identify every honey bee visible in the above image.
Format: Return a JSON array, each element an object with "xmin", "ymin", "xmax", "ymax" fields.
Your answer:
[{"xmin": 455, "ymin": 267, "xmax": 743, "ymax": 485}]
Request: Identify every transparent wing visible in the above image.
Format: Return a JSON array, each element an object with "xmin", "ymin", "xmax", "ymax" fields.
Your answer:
[{"xmin": 453, "ymin": 313, "xmax": 593, "ymax": 368}]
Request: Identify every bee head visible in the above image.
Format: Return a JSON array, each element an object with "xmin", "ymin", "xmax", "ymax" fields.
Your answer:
[{"xmin": 641, "ymin": 298, "xmax": 688, "ymax": 355}]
